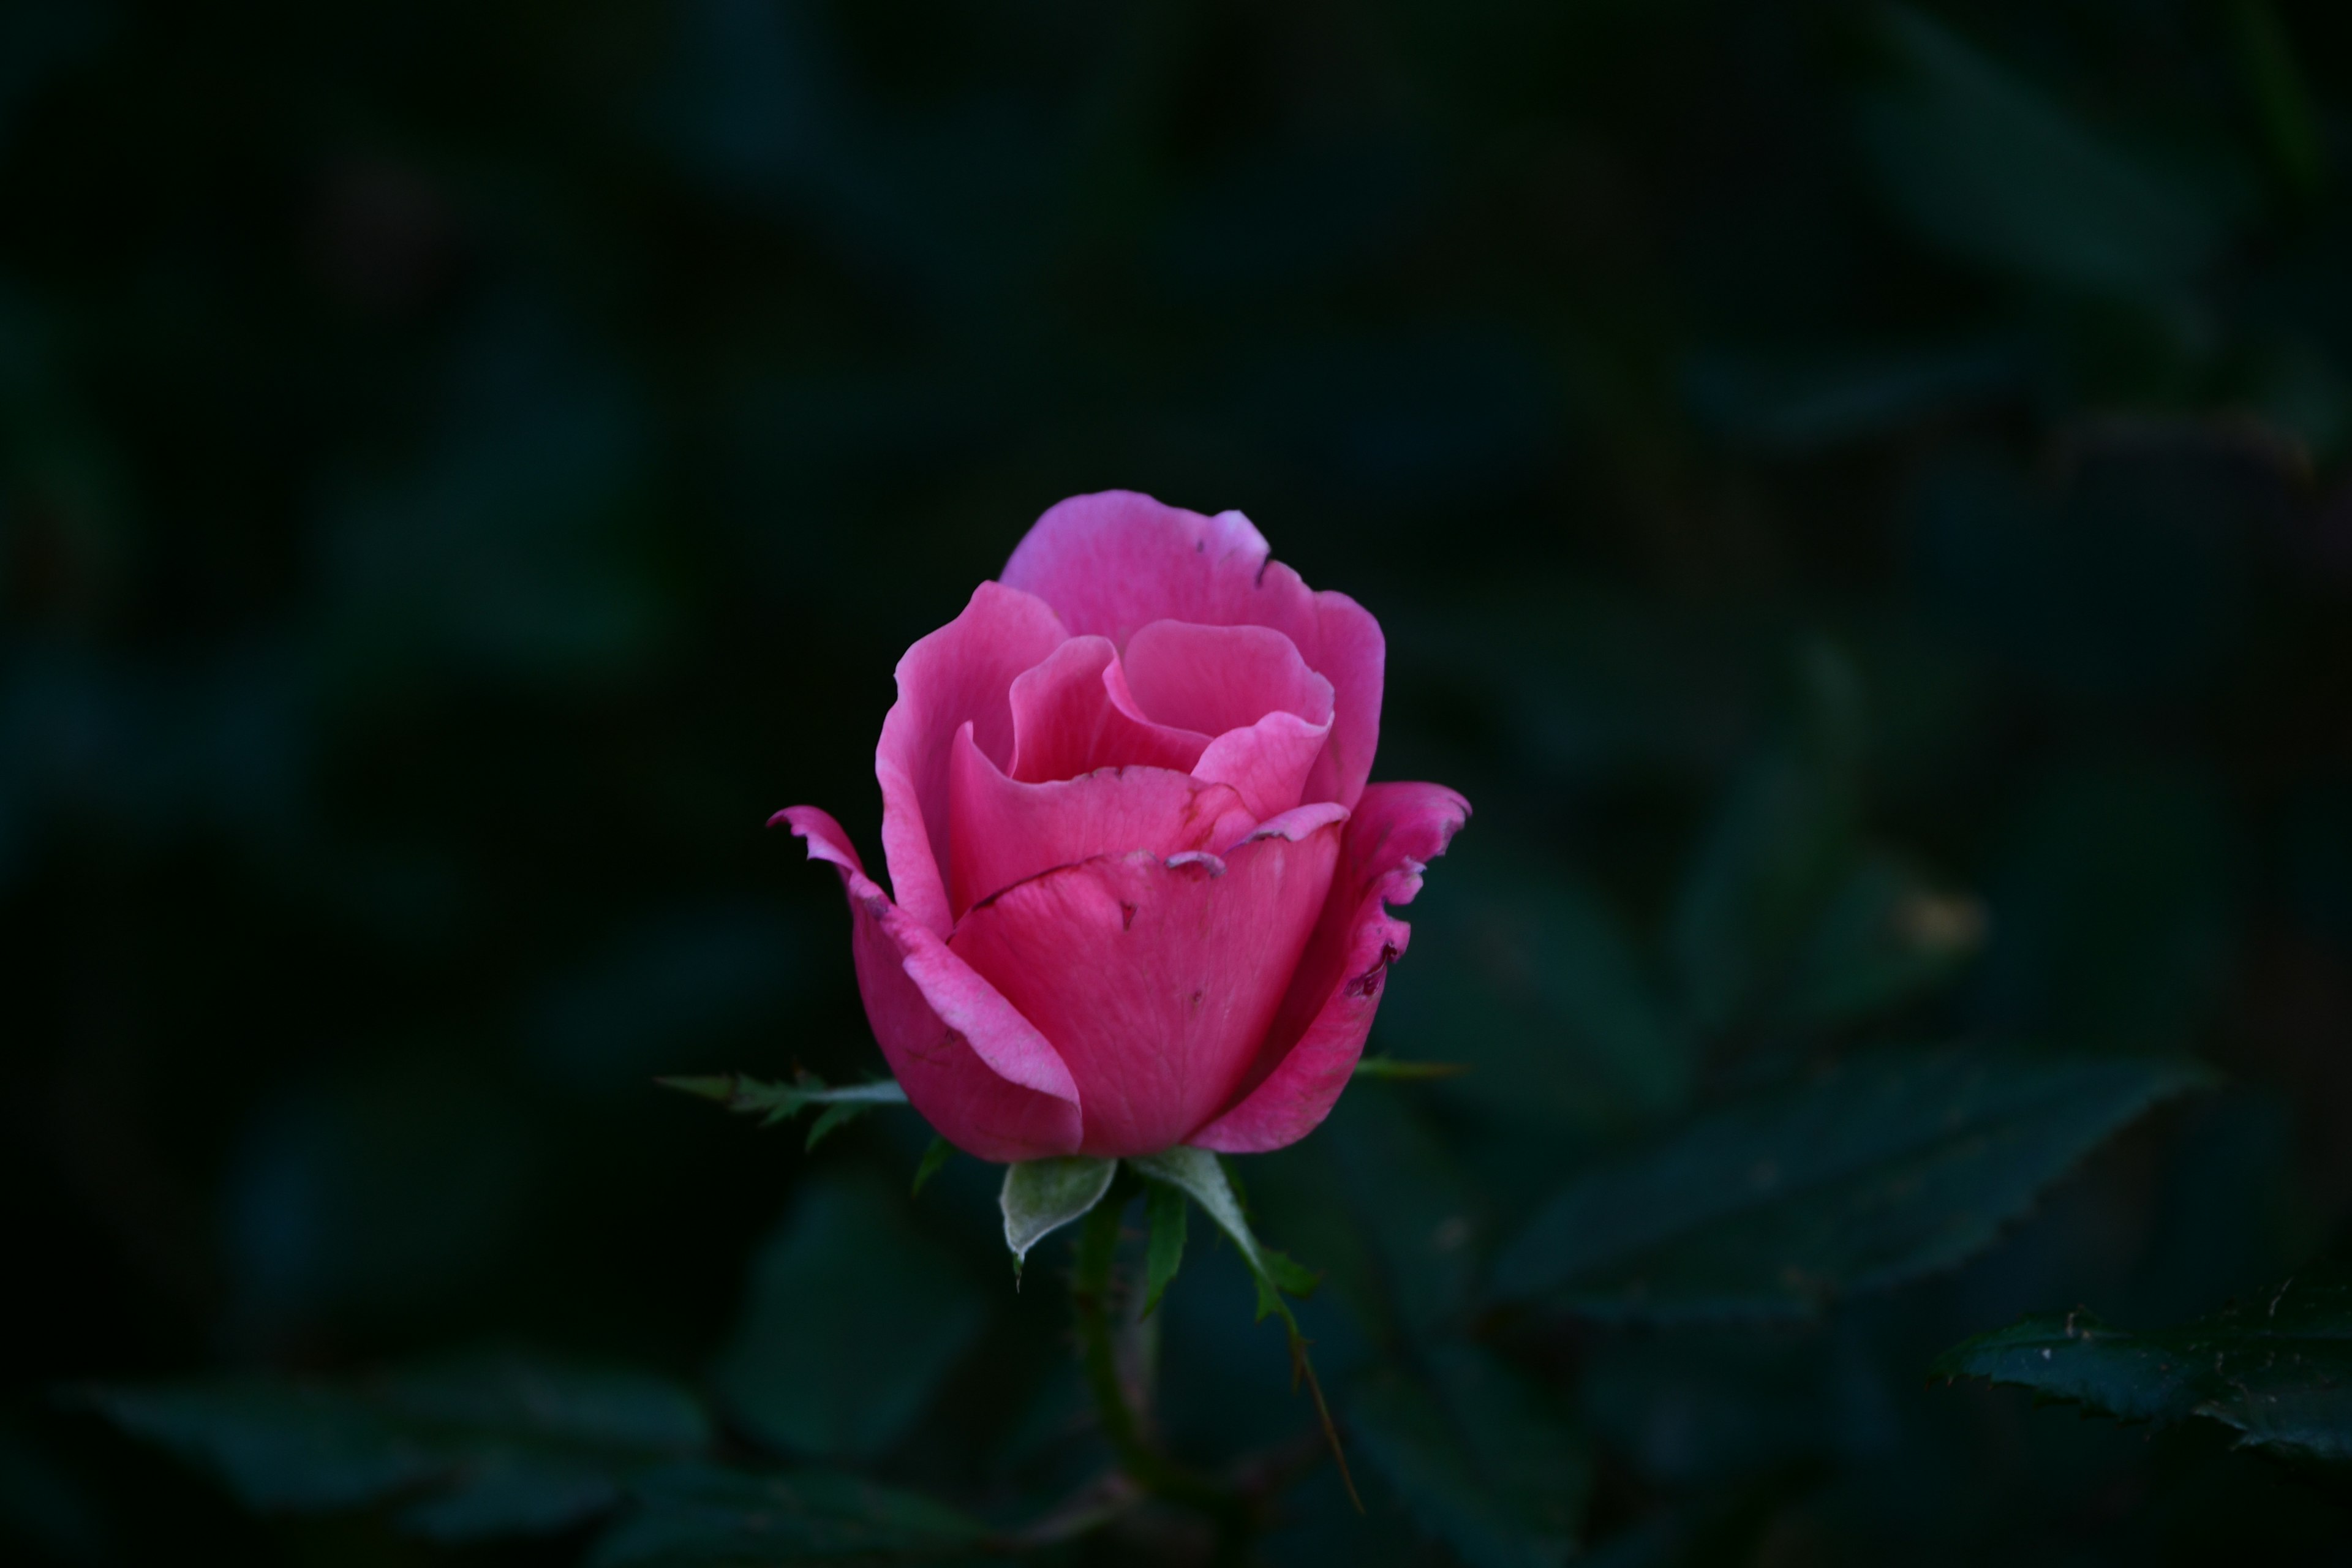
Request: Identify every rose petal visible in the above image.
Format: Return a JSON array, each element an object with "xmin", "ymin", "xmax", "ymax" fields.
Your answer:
[
  {"xmin": 948, "ymin": 817, "xmax": 1348, "ymax": 1158},
  {"xmin": 1119, "ymin": 620, "xmax": 1333, "ymax": 736},
  {"xmin": 1188, "ymin": 782, "xmax": 1470, "ymax": 1154},
  {"xmin": 946, "ymin": 722, "xmax": 1255, "ymax": 917},
  {"xmin": 777, "ymin": 805, "xmax": 1082, "ymax": 1162},
  {"xmin": 1191, "ymin": 709, "xmax": 1334, "ymax": 821},
  {"xmin": 1006, "ymin": 635, "xmax": 1206, "ymax": 783},
  {"xmin": 1001, "ymin": 491, "xmax": 1385, "ymax": 807},
  {"xmin": 876, "ymin": 581, "xmax": 1068, "ymax": 937}
]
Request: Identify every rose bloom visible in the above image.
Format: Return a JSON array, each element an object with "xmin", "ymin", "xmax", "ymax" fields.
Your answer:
[{"xmin": 780, "ymin": 493, "xmax": 1468, "ymax": 1163}]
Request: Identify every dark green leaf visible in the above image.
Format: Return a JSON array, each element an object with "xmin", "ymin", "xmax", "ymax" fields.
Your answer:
[
  {"xmin": 1142, "ymin": 1181, "xmax": 1186, "ymax": 1320},
  {"xmin": 998, "ymin": 1156, "xmax": 1117, "ymax": 1275},
  {"xmin": 87, "ymin": 1354, "xmax": 710, "ymax": 1541},
  {"xmin": 1492, "ymin": 1049, "xmax": 2214, "ymax": 1320},
  {"xmin": 587, "ymin": 1463, "xmax": 990, "ymax": 1566},
  {"xmin": 1936, "ymin": 1265, "xmax": 2352, "ymax": 1460},
  {"xmin": 717, "ymin": 1177, "xmax": 986, "ymax": 1461},
  {"xmin": 1350, "ymin": 1344, "xmax": 1589, "ymax": 1568}
]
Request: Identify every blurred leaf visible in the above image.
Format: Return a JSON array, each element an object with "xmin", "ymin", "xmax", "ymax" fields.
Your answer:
[
  {"xmin": 1491, "ymin": 1048, "xmax": 2214, "ymax": 1320},
  {"xmin": 1671, "ymin": 744, "xmax": 1855, "ymax": 1042},
  {"xmin": 1377, "ymin": 846, "xmax": 1689, "ymax": 1137},
  {"xmin": 717, "ymin": 1177, "xmax": 986, "ymax": 1461},
  {"xmin": 1936, "ymin": 1264, "xmax": 2352, "ymax": 1461},
  {"xmin": 1351, "ymin": 1344, "xmax": 1590, "ymax": 1568},
  {"xmin": 1319, "ymin": 1085, "xmax": 1483, "ymax": 1341},
  {"xmin": 89, "ymin": 1354, "xmax": 710, "ymax": 1542},
  {"xmin": 587, "ymin": 1463, "xmax": 989, "ymax": 1566},
  {"xmin": 1353, "ymin": 1056, "xmax": 1471, "ymax": 1081},
  {"xmin": 1142, "ymin": 1181, "xmax": 1187, "ymax": 1320},
  {"xmin": 998, "ymin": 1156, "xmax": 1117, "ymax": 1275},
  {"xmin": 660, "ymin": 1072, "xmax": 908, "ymax": 1131},
  {"xmin": 1778, "ymin": 854, "xmax": 1985, "ymax": 1030},
  {"xmin": 1859, "ymin": 5, "xmax": 2230, "ymax": 293}
]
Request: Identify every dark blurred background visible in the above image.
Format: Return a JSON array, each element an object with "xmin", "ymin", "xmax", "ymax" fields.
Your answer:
[{"xmin": 9, "ymin": 0, "xmax": 2352, "ymax": 1562}]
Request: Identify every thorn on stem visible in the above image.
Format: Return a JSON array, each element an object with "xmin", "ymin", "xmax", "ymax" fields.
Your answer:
[{"xmin": 1288, "ymin": 1330, "xmax": 1362, "ymax": 1514}]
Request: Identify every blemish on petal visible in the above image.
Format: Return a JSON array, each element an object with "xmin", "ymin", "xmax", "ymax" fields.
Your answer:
[
  {"xmin": 1343, "ymin": 940, "xmax": 1401, "ymax": 998},
  {"xmin": 1166, "ymin": 850, "xmax": 1226, "ymax": 878},
  {"xmin": 1120, "ymin": 900, "xmax": 1137, "ymax": 930}
]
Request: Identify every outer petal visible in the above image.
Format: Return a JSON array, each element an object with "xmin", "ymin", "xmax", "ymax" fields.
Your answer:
[
  {"xmin": 776, "ymin": 806, "xmax": 1082, "ymax": 1162},
  {"xmin": 946, "ymin": 722, "xmax": 1255, "ymax": 916},
  {"xmin": 1001, "ymin": 491, "xmax": 1385, "ymax": 808},
  {"xmin": 948, "ymin": 814, "xmax": 1347, "ymax": 1158},
  {"xmin": 1189, "ymin": 782, "xmax": 1471, "ymax": 1154},
  {"xmin": 1006, "ymin": 635, "xmax": 1205, "ymax": 783},
  {"xmin": 877, "ymin": 581, "xmax": 1069, "ymax": 937}
]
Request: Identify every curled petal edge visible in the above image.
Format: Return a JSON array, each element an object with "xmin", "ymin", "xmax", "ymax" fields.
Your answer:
[
  {"xmin": 1186, "ymin": 782, "xmax": 1470, "ymax": 1154},
  {"xmin": 774, "ymin": 805, "xmax": 1083, "ymax": 1162}
]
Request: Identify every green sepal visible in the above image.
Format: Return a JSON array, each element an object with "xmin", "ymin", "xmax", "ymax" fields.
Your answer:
[
  {"xmin": 1128, "ymin": 1147, "xmax": 1360, "ymax": 1506},
  {"xmin": 1000, "ymin": 1157, "xmax": 1118, "ymax": 1278},
  {"xmin": 1140, "ymin": 1182, "xmax": 1187, "ymax": 1320}
]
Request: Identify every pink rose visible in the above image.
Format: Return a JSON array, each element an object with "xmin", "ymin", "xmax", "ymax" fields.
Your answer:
[{"xmin": 778, "ymin": 492, "xmax": 1468, "ymax": 1162}]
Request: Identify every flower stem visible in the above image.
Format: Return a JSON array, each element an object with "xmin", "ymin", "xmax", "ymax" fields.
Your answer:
[{"xmin": 1069, "ymin": 1192, "xmax": 1238, "ymax": 1520}]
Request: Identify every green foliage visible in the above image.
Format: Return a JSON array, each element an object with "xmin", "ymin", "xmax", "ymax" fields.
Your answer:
[
  {"xmin": 1349, "ymin": 1344, "xmax": 1590, "ymax": 1568},
  {"xmin": 716, "ymin": 1178, "xmax": 986, "ymax": 1461},
  {"xmin": 1376, "ymin": 851, "xmax": 1691, "ymax": 1136},
  {"xmin": 1129, "ymin": 1148, "xmax": 1317, "ymax": 1329},
  {"xmin": 998, "ymin": 1157, "xmax": 1118, "ymax": 1275},
  {"xmin": 660, "ymin": 1073, "xmax": 910, "ymax": 1152},
  {"xmin": 1936, "ymin": 1264, "xmax": 2352, "ymax": 1461},
  {"xmin": 1141, "ymin": 1180, "xmax": 1187, "ymax": 1320},
  {"xmin": 1493, "ymin": 1050, "xmax": 2214, "ymax": 1319},
  {"xmin": 587, "ymin": 1464, "xmax": 990, "ymax": 1566},
  {"xmin": 86, "ymin": 1354, "xmax": 710, "ymax": 1542},
  {"xmin": 20, "ymin": 0, "xmax": 2352, "ymax": 1560}
]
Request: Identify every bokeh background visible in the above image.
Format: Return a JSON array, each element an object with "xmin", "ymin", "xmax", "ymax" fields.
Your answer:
[{"xmin": 9, "ymin": 0, "xmax": 2352, "ymax": 1562}]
